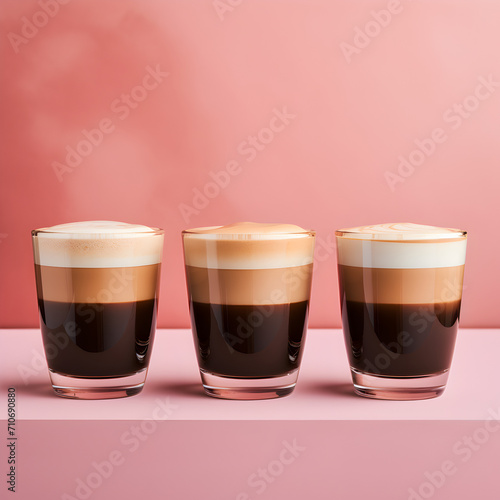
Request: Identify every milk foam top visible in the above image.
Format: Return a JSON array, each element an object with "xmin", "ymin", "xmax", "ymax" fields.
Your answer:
[
  {"xmin": 183, "ymin": 222, "xmax": 315, "ymax": 269},
  {"xmin": 336, "ymin": 223, "xmax": 467, "ymax": 269},
  {"xmin": 32, "ymin": 221, "xmax": 164, "ymax": 268}
]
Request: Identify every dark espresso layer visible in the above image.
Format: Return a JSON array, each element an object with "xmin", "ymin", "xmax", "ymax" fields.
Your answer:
[
  {"xmin": 190, "ymin": 301, "xmax": 309, "ymax": 377},
  {"xmin": 341, "ymin": 300, "xmax": 461, "ymax": 376},
  {"xmin": 38, "ymin": 299, "xmax": 157, "ymax": 377}
]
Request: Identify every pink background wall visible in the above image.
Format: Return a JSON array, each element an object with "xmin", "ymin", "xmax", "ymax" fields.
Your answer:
[{"xmin": 1, "ymin": 0, "xmax": 499, "ymax": 328}]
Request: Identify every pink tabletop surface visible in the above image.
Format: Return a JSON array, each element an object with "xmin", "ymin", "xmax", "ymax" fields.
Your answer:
[
  {"xmin": 1, "ymin": 328, "xmax": 498, "ymax": 421},
  {"xmin": 2, "ymin": 329, "xmax": 500, "ymax": 500}
]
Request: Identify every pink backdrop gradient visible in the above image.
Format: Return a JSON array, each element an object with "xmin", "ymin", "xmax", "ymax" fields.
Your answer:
[{"xmin": 1, "ymin": 0, "xmax": 499, "ymax": 328}]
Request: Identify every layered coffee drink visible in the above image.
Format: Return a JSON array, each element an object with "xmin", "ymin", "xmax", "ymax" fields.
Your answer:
[
  {"xmin": 32, "ymin": 221, "xmax": 164, "ymax": 399},
  {"xmin": 183, "ymin": 222, "xmax": 315, "ymax": 399},
  {"xmin": 336, "ymin": 223, "xmax": 467, "ymax": 400}
]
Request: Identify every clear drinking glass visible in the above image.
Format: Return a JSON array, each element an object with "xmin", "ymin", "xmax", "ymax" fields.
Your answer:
[
  {"xmin": 182, "ymin": 222, "xmax": 315, "ymax": 400},
  {"xmin": 32, "ymin": 221, "xmax": 164, "ymax": 399},
  {"xmin": 336, "ymin": 223, "xmax": 467, "ymax": 400}
]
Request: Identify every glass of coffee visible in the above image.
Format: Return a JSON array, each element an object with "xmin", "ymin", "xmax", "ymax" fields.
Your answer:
[
  {"xmin": 182, "ymin": 222, "xmax": 315, "ymax": 400},
  {"xmin": 336, "ymin": 223, "xmax": 467, "ymax": 400},
  {"xmin": 32, "ymin": 221, "xmax": 164, "ymax": 399}
]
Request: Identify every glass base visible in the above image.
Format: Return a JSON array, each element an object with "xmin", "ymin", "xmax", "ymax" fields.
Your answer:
[
  {"xmin": 49, "ymin": 369, "xmax": 148, "ymax": 400},
  {"xmin": 199, "ymin": 369, "xmax": 299, "ymax": 400},
  {"xmin": 351, "ymin": 368, "xmax": 449, "ymax": 401}
]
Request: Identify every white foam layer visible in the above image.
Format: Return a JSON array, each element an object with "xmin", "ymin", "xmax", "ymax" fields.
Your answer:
[
  {"xmin": 336, "ymin": 222, "xmax": 466, "ymax": 241},
  {"xmin": 336, "ymin": 223, "xmax": 467, "ymax": 269},
  {"xmin": 183, "ymin": 222, "xmax": 315, "ymax": 269},
  {"xmin": 34, "ymin": 221, "xmax": 158, "ymax": 237},
  {"xmin": 33, "ymin": 221, "xmax": 164, "ymax": 268}
]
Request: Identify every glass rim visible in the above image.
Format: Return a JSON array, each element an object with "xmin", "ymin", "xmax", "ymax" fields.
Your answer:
[
  {"xmin": 335, "ymin": 224, "xmax": 466, "ymax": 242},
  {"xmin": 182, "ymin": 227, "xmax": 315, "ymax": 240},
  {"xmin": 32, "ymin": 225, "xmax": 164, "ymax": 239}
]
